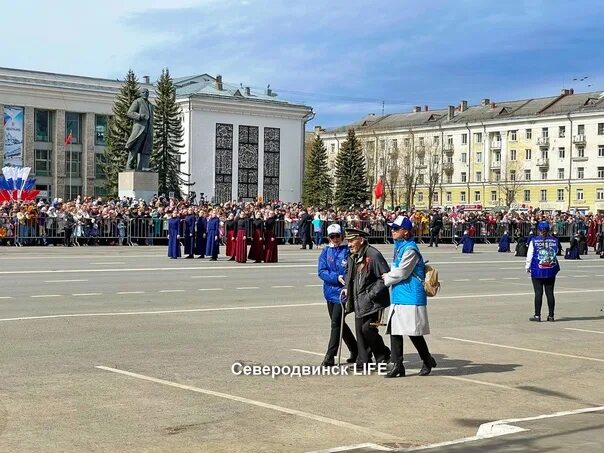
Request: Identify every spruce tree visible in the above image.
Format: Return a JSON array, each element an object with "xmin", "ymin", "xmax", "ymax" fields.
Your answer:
[
  {"xmin": 302, "ymin": 134, "xmax": 332, "ymax": 206},
  {"xmin": 151, "ymin": 68, "xmax": 188, "ymax": 198},
  {"xmin": 104, "ymin": 70, "xmax": 140, "ymax": 197},
  {"xmin": 334, "ymin": 129, "xmax": 369, "ymax": 208}
]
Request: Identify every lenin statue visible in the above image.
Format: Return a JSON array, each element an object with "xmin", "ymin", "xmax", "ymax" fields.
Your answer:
[{"xmin": 125, "ymin": 88, "xmax": 154, "ymax": 171}]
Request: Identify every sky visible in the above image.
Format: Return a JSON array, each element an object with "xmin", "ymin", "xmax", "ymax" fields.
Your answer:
[{"xmin": 4, "ymin": 0, "xmax": 604, "ymax": 128}]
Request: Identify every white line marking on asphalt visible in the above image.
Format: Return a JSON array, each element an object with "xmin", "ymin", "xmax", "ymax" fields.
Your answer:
[
  {"xmin": 158, "ymin": 290, "xmax": 185, "ymax": 293},
  {"xmin": 309, "ymin": 443, "xmax": 393, "ymax": 453},
  {"xmin": 95, "ymin": 365, "xmax": 404, "ymax": 441},
  {"xmin": 435, "ymin": 288, "xmax": 604, "ymax": 300},
  {"xmin": 198, "ymin": 288, "xmax": 223, "ymax": 292},
  {"xmin": 503, "ymin": 277, "xmax": 520, "ymax": 280},
  {"xmin": 0, "ymin": 296, "xmax": 13, "ymax": 299},
  {"xmin": 442, "ymin": 337, "xmax": 604, "ymax": 362},
  {"xmin": 291, "ymin": 349, "xmax": 325, "ymax": 357},
  {"xmin": 72, "ymin": 293, "xmax": 102, "ymax": 296},
  {"xmin": 30, "ymin": 294, "xmax": 61, "ymax": 298},
  {"xmin": 597, "ymin": 274, "xmax": 604, "ymax": 277},
  {"xmin": 452, "ymin": 279, "xmax": 470, "ymax": 282},
  {"xmin": 272, "ymin": 285, "xmax": 294, "ymax": 288},
  {"xmin": 116, "ymin": 291, "xmax": 145, "ymax": 295},
  {"xmin": 190, "ymin": 275, "xmax": 227, "ymax": 279},
  {"xmin": 479, "ymin": 278, "xmax": 496, "ymax": 281},
  {"xmin": 499, "ymin": 267, "xmax": 520, "ymax": 270},
  {"xmin": 236, "ymin": 287, "xmax": 259, "ymax": 290},
  {"xmin": 441, "ymin": 376, "xmax": 513, "ymax": 390},
  {"xmin": 565, "ymin": 327, "xmax": 604, "ymax": 335},
  {"xmin": 574, "ymin": 275, "xmax": 588, "ymax": 278},
  {"xmin": 44, "ymin": 279, "xmax": 89, "ymax": 283},
  {"xmin": 89, "ymin": 262, "xmax": 125, "ymax": 265},
  {"xmin": 0, "ymin": 302, "xmax": 324, "ymax": 322},
  {"xmin": 305, "ymin": 284, "xmax": 323, "ymax": 287}
]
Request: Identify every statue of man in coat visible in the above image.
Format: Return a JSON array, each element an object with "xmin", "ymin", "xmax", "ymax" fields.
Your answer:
[{"xmin": 125, "ymin": 88, "xmax": 154, "ymax": 171}]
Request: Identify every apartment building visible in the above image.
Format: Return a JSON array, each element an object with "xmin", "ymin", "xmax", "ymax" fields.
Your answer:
[{"xmin": 318, "ymin": 89, "xmax": 604, "ymax": 213}]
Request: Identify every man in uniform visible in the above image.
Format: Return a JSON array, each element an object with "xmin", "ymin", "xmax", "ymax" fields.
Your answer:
[{"xmin": 344, "ymin": 228, "xmax": 391, "ymax": 370}]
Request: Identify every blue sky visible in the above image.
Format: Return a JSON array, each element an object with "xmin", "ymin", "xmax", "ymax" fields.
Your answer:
[{"xmin": 3, "ymin": 0, "xmax": 604, "ymax": 128}]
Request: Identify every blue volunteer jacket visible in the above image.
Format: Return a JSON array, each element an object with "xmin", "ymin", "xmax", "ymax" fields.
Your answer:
[
  {"xmin": 318, "ymin": 245, "xmax": 349, "ymax": 303},
  {"xmin": 528, "ymin": 235, "xmax": 560, "ymax": 279},
  {"xmin": 390, "ymin": 239, "xmax": 427, "ymax": 306}
]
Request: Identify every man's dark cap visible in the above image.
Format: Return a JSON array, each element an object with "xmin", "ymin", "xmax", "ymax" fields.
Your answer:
[{"xmin": 345, "ymin": 228, "xmax": 368, "ymax": 240}]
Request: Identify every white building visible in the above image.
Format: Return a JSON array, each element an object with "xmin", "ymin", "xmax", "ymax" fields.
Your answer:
[{"xmin": 0, "ymin": 67, "xmax": 312, "ymax": 202}]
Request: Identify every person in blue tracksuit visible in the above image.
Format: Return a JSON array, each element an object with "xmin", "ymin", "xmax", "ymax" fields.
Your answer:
[
  {"xmin": 167, "ymin": 211, "xmax": 181, "ymax": 259},
  {"xmin": 498, "ymin": 230, "xmax": 511, "ymax": 252},
  {"xmin": 460, "ymin": 230, "xmax": 474, "ymax": 253},
  {"xmin": 318, "ymin": 224, "xmax": 357, "ymax": 366},
  {"xmin": 526, "ymin": 221, "xmax": 560, "ymax": 322},
  {"xmin": 183, "ymin": 208, "xmax": 196, "ymax": 259},
  {"xmin": 382, "ymin": 216, "xmax": 436, "ymax": 378}
]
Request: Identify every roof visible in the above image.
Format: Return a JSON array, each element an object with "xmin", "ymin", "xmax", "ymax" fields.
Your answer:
[{"xmin": 323, "ymin": 89, "xmax": 604, "ymax": 133}]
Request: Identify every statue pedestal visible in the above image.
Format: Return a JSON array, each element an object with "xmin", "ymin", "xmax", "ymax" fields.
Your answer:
[{"xmin": 118, "ymin": 171, "xmax": 158, "ymax": 202}]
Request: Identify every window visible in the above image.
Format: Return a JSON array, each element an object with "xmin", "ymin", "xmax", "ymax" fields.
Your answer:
[
  {"xmin": 35, "ymin": 110, "xmax": 52, "ymax": 142},
  {"xmin": 65, "ymin": 112, "xmax": 81, "ymax": 144},
  {"xmin": 476, "ymin": 152, "xmax": 482, "ymax": 163},
  {"xmin": 404, "ymin": 138, "xmax": 410, "ymax": 147},
  {"xmin": 461, "ymin": 172, "xmax": 467, "ymax": 182},
  {"xmin": 559, "ymin": 126, "xmax": 565, "ymax": 138},
  {"xmin": 392, "ymin": 139, "xmax": 397, "ymax": 149},
  {"xmin": 66, "ymin": 150, "xmax": 82, "ymax": 177},
  {"xmin": 524, "ymin": 170, "xmax": 531, "ymax": 180},
  {"xmin": 66, "ymin": 185, "xmax": 82, "ymax": 199},
  {"xmin": 510, "ymin": 170, "xmax": 516, "ymax": 181},
  {"xmin": 598, "ymin": 167, "xmax": 604, "ymax": 178},
  {"xmin": 432, "ymin": 192, "xmax": 439, "ymax": 202},
  {"xmin": 460, "ymin": 191, "xmax": 466, "ymax": 202},
  {"xmin": 526, "ymin": 129, "xmax": 532, "ymax": 139},
  {"xmin": 446, "ymin": 191, "xmax": 452, "ymax": 202},
  {"xmin": 557, "ymin": 189, "xmax": 565, "ymax": 202},
  {"xmin": 494, "ymin": 151, "xmax": 501, "ymax": 163},
  {"xmin": 576, "ymin": 189, "xmax": 584, "ymax": 201},
  {"xmin": 418, "ymin": 157, "xmax": 425, "ymax": 167},
  {"xmin": 599, "ymin": 145, "xmax": 604, "ymax": 157},
  {"xmin": 94, "ymin": 186, "xmax": 107, "ymax": 198},
  {"xmin": 446, "ymin": 175, "xmax": 453, "ymax": 184},
  {"xmin": 418, "ymin": 137, "xmax": 424, "ymax": 146},
  {"xmin": 542, "ymin": 149, "xmax": 548, "ymax": 159},
  {"xmin": 379, "ymin": 140, "xmax": 385, "ymax": 151},
  {"xmin": 432, "ymin": 154, "xmax": 440, "ymax": 164},
  {"xmin": 447, "ymin": 135, "xmax": 453, "ymax": 145},
  {"xmin": 599, "ymin": 123, "xmax": 604, "ymax": 135},
  {"xmin": 542, "ymin": 127, "xmax": 549, "ymax": 138},
  {"xmin": 559, "ymin": 147, "xmax": 565, "ymax": 158},
  {"xmin": 35, "ymin": 184, "xmax": 51, "ymax": 199},
  {"xmin": 541, "ymin": 170, "xmax": 547, "ymax": 180},
  {"xmin": 95, "ymin": 153, "xmax": 107, "ymax": 179},
  {"xmin": 510, "ymin": 149, "xmax": 517, "ymax": 160},
  {"xmin": 461, "ymin": 153, "xmax": 467, "ymax": 163},
  {"xmin": 433, "ymin": 136, "xmax": 439, "ymax": 145},
  {"xmin": 558, "ymin": 168, "xmax": 565, "ymax": 179},
  {"xmin": 493, "ymin": 170, "xmax": 501, "ymax": 181},
  {"xmin": 491, "ymin": 190, "xmax": 497, "ymax": 201},
  {"xmin": 577, "ymin": 147, "xmax": 585, "ymax": 158},
  {"xmin": 597, "ymin": 188, "xmax": 604, "ymax": 200},
  {"xmin": 577, "ymin": 167, "xmax": 585, "ymax": 179},
  {"xmin": 462, "ymin": 133, "xmax": 468, "ymax": 144},
  {"xmin": 418, "ymin": 174, "xmax": 424, "ymax": 184},
  {"xmin": 578, "ymin": 124, "xmax": 585, "ymax": 135},
  {"xmin": 476, "ymin": 171, "xmax": 482, "ymax": 182},
  {"xmin": 34, "ymin": 149, "xmax": 51, "ymax": 176},
  {"xmin": 417, "ymin": 192, "xmax": 424, "ymax": 202},
  {"xmin": 474, "ymin": 132, "xmax": 482, "ymax": 143},
  {"xmin": 510, "ymin": 130, "xmax": 517, "ymax": 141},
  {"xmin": 525, "ymin": 149, "xmax": 532, "ymax": 160},
  {"xmin": 524, "ymin": 190, "xmax": 531, "ymax": 202},
  {"xmin": 331, "ymin": 144, "xmax": 335, "ymax": 153},
  {"xmin": 95, "ymin": 115, "xmax": 109, "ymax": 145},
  {"xmin": 540, "ymin": 189, "xmax": 547, "ymax": 202},
  {"xmin": 473, "ymin": 191, "xmax": 480, "ymax": 202}
]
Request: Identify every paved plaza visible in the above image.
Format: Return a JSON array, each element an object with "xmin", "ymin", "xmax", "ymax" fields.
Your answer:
[{"xmin": 0, "ymin": 244, "xmax": 603, "ymax": 452}]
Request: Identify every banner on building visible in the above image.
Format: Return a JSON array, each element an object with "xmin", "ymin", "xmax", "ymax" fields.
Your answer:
[{"xmin": 3, "ymin": 106, "xmax": 24, "ymax": 166}]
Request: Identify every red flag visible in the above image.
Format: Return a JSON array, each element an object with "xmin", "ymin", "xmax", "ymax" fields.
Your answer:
[
  {"xmin": 374, "ymin": 179, "xmax": 384, "ymax": 199},
  {"xmin": 64, "ymin": 131, "xmax": 73, "ymax": 145}
]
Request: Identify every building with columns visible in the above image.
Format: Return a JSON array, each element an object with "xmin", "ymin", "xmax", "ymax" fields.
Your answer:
[
  {"xmin": 318, "ymin": 89, "xmax": 604, "ymax": 214},
  {"xmin": 0, "ymin": 67, "xmax": 312, "ymax": 202}
]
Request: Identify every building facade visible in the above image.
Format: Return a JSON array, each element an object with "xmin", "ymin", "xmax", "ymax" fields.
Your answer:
[
  {"xmin": 318, "ymin": 89, "xmax": 604, "ymax": 214},
  {"xmin": 0, "ymin": 68, "xmax": 312, "ymax": 203}
]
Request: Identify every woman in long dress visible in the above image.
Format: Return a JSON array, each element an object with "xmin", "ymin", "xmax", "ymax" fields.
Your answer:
[
  {"xmin": 248, "ymin": 211, "xmax": 264, "ymax": 263},
  {"xmin": 205, "ymin": 209, "xmax": 220, "ymax": 261},
  {"xmin": 225, "ymin": 213, "xmax": 237, "ymax": 261},
  {"xmin": 264, "ymin": 210, "xmax": 278, "ymax": 263},
  {"xmin": 167, "ymin": 211, "xmax": 181, "ymax": 259},
  {"xmin": 235, "ymin": 212, "xmax": 249, "ymax": 263}
]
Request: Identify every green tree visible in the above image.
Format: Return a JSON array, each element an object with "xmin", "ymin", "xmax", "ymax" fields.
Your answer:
[
  {"xmin": 104, "ymin": 69, "xmax": 141, "ymax": 197},
  {"xmin": 334, "ymin": 129, "xmax": 369, "ymax": 208},
  {"xmin": 151, "ymin": 68, "xmax": 188, "ymax": 198},
  {"xmin": 302, "ymin": 134, "xmax": 332, "ymax": 206}
]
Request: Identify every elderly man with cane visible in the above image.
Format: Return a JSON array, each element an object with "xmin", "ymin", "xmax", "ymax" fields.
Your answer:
[{"xmin": 318, "ymin": 224, "xmax": 357, "ymax": 366}]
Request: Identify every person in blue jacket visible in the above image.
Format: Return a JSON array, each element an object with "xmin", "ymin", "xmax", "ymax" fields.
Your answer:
[
  {"xmin": 318, "ymin": 223, "xmax": 357, "ymax": 367},
  {"xmin": 183, "ymin": 208, "xmax": 196, "ymax": 259},
  {"xmin": 205, "ymin": 209, "xmax": 220, "ymax": 261},
  {"xmin": 526, "ymin": 221, "xmax": 560, "ymax": 322},
  {"xmin": 195, "ymin": 210, "xmax": 207, "ymax": 258},
  {"xmin": 167, "ymin": 211, "xmax": 181, "ymax": 259},
  {"xmin": 498, "ymin": 230, "xmax": 511, "ymax": 252},
  {"xmin": 460, "ymin": 230, "xmax": 474, "ymax": 253},
  {"xmin": 382, "ymin": 216, "xmax": 436, "ymax": 378}
]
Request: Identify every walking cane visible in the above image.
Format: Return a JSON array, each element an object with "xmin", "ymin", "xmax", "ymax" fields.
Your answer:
[{"xmin": 337, "ymin": 291, "xmax": 346, "ymax": 367}]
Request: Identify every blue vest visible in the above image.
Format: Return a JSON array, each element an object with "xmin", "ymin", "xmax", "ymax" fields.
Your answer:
[
  {"xmin": 390, "ymin": 239, "xmax": 427, "ymax": 306},
  {"xmin": 529, "ymin": 235, "xmax": 560, "ymax": 279}
]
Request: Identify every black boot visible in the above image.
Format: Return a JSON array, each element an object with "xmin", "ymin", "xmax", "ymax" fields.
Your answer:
[
  {"xmin": 321, "ymin": 355, "xmax": 335, "ymax": 367},
  {"xmin": 346, "ymin": 352, "xmax": 358, "ymax": 364},
  {"xmin": 384, "ymin": 360, "xmax": 405, "ymax": 378},
  {"xmin": 419, "ymin": 356, "xmax": 437, "ymax": 376}
]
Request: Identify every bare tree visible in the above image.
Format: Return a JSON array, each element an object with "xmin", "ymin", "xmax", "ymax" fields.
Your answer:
[
  {"xmin": 424, "ymin": 139, "xmax": 441, "ymax": 210},
  {"xmin": 495, "ymin": 160, "xmax": 525, "ymax": 207}
]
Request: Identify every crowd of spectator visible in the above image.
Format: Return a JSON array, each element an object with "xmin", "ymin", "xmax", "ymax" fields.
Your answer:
[{"xmin": 0, "ymin": 194, "xmax": 603, "ymax": 248}]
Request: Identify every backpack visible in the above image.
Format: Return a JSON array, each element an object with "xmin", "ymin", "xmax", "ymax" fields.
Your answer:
[{"xmin": 423, "ymin": 263, "xmax": 441, "ymax": 297}]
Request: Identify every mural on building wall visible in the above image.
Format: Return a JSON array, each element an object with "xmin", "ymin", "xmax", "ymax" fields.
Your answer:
[
  {"xmin": 263, "ymin": 127, "xmax": 280, "ymax": 202},
  {"xmin": 215, "ymin": 123, "xmax": 233, "ymax": 203},
  {"xmin": 3, "ymin": 106, "xmax": 24, "ymax": 166},
  {"xmin": 238, "ymin": 125, "xmax": 258, "ymax": 200}
]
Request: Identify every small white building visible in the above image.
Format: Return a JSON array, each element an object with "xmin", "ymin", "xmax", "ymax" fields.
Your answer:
[{"xmin": 0, "ymin": 67, "xmax": 313, "ymax": 202}]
